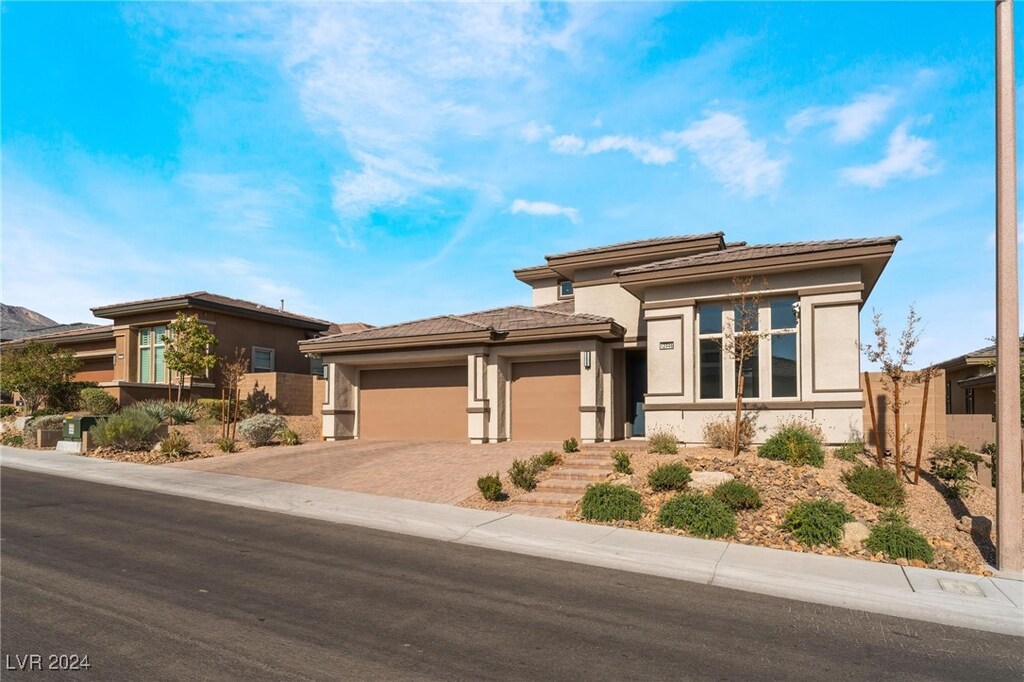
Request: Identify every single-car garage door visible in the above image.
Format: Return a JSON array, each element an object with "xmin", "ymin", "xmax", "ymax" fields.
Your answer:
[
  {"xmin": 359, "ymin": 366, "xmax": 467, "ymax": 441},
  {"xmin": 511, "ymin": 359, "xmax": 580, "ymax": 441}
]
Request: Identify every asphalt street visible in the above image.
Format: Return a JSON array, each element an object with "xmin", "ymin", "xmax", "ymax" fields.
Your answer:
[{"xmin": 2, "ymin": 467, "xmax": 1021, "ymax": 681}]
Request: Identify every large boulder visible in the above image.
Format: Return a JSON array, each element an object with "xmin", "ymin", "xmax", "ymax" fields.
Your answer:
[
  {"xmin": 840, "ymin": 521, "xmax": 871, "ymax": 551},
  {"xmin": 689, "ymin": 471, "xmax": 735, "ymax": 491}
]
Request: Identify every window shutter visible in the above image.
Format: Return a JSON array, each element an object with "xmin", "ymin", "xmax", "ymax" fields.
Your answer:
[
  {"xmin": 154, "ymin": 345, "xmax": 166, "ymax": 383},
  {"xmin": 140, "ymin": 347, "xmax": 151, "ymax": 384}
]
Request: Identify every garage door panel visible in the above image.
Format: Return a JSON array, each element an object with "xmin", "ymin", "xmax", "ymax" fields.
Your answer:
[
  {"xmin": 360, "ymin": 366, "xmax": 466, "ymax": 441},
  {"xmin": 511, "ymin": 359, "xmax": 580, "ymax": 441}
]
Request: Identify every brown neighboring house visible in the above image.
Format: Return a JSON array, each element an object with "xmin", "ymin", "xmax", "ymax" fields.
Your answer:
[
  {"xmin": 934, "ymin": 337, "xmax": 1023, "ymax": 417},
  {"xmin": 303, "ymin": 232, "xmax": 899, "ymax": 444},
  {"xmin": 1, "ymin": 292, "xmax": 356, "ymax": 405}
]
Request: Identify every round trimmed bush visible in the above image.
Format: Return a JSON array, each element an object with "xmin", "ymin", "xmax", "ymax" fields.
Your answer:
[
  {"xmin": 237, "ymin": 414, "xmax": 287, "ymax": 446},
  {"xmin": 580, "ymin": 483, "xmax": 645, "ymax": 522},
  {"xmin": 477, "ymin": 473, "xmax": 504, "ymax": 501},
  {"xmin": 711, "ymin": 480, "xmax": 762, "ymax": 510},
  {"xmin": 758, "ymin": 424, "xmax": 825, "ymax": 467},
  {"xmin": 782, "ymin": 499, "xmax": 854, "ymax": 547},
  {"xmin": 865, "ymin": 512, "xmax": 934, "ymax": 563},
  {"xmin": 657, "ymin": 493, "xmax": 736, "ymax": 538},
  {"xmin": 79, "ymin": 387, "xmax": 118, "ymax": 415},
  {"xmin": 841, "ymin": 465, "xmax": 906, "ymax": 507},
  {"xmin": 647, "ymin": 461, "xmax": 692, "ymax": 492}
]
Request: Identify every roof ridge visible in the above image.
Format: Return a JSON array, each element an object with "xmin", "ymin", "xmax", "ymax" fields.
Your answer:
[
  {"xmin": 516, "ymin": 304, "xmax": 611, "ymax": 323},
  {"xmin": 544, "ymin": 232, "xmax": 725, "ymax": 261},
  {"xmin": 446, "ymin": 313, "xmax": 493, "ymax": 330}
]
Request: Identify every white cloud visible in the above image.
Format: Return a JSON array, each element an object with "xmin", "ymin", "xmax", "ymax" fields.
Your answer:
[
  {"xmin": 840, "ymin": 122, "xmax": 940, "ymax": 188},
  {"xmin": 548, "ymin": 133, "xmax": 676, "ymax": 165},
  {"xmin": 509, "ymin": 199, "xmax": 580, "ymax": 223},
  {"xmin": 665, "ymin": 112, "xmax": 786, "ymax": 197},
  {"xmin": 787, "ymin": 90, "xmax": 898, "ymax": 143},
  {"xmin": 178, "ymin": 172, "xmax": 301, "ymax": 233},
  {"xmin": 520, "ymin": 120, "xmax": 554, "ymax": 143}
]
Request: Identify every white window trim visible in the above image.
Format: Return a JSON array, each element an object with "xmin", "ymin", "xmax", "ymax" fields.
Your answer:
[{"xmin": 252, "ymin": 346, "xmax": 276, "ymax": 373}]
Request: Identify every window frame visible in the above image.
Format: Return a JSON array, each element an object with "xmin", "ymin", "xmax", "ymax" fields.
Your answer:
[
  {"xmin": 137, "ymin": 325, "xmax": 169, "ymax": 384},
  {"xmin": 557, "ymin": 280, "xmax": 574, "ymax": 299},
  {"xmin": 696, "ymin": 303, "xmax": 724, "ymax": 400},
  {"xmin": 251, "ymin": 346, "xmax": 276, "ymax": 373}
]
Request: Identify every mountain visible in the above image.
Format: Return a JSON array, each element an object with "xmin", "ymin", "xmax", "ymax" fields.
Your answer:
[{"xmin": 0, "ymin": 304, "xmax": 95, "ymax": 342}]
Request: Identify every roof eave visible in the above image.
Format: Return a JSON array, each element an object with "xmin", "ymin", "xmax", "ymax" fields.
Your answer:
[{"xmin": 92, "ymin": 297, "xmax": 329, "ymax": 331}]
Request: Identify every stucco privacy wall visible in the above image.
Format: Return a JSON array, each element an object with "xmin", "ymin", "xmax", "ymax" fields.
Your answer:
[
  {"xmin": 861, "ymin": 370, "xmax": 947, "ymax": 455},
  {"xmin": 320, "ymin": 338, "xmax": 614, "ymax": 443},
  {"xmin": 642, "ymin": 268, "xmax": 866, "ymax": 444}
]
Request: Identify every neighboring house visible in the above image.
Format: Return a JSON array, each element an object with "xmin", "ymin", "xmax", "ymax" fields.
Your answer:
[
  {"xmin": 302, "ymin": 233, "xmax": 900, "ymax": 444},
  {"xmin": 1, "ymin": 292, "xmax": 342, "ymax": 405},
  {"xmin": 934, "ymin": 338, "xmax": 1023, "ymax": 417}
]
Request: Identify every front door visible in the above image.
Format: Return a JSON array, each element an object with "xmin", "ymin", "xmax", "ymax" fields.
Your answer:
[{"xmin": 626, "ymin": 351, "xmax": 647, "ymax": 437}]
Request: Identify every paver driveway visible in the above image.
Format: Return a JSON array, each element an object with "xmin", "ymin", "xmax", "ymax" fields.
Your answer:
[{"xmin": 170, "ymin": 440, "xmax": 559, "ymax": 505}]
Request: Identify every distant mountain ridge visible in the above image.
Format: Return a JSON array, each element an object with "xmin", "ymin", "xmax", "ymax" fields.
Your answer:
[{"xmin": 0, "ymin": 304, "xmax": 95, "ymax": 342}]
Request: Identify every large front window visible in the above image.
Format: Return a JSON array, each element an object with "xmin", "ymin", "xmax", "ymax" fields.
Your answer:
[
  {"xmin": 138, "ymin": 326, "xmax": 168, "ymax": 384},
  {"xmin": 697, "ymin": 298, "xmax": 799, "ymax": 400}
]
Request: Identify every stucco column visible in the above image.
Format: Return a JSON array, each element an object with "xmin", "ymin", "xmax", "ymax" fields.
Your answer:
[
  {"xmin": 322, "ymin": 362, "xmax": 357, "ymax": 441},
  {"xmin": 579, "ymin": 341, "xmax": 605, "ymax": 443},
  {"xmin": 486, "ymin": 355, "xmax": 509, "ymax": 443},
  {"xmin": 467, "ymin": 353, "xmax": 489, "ymax": 444}
]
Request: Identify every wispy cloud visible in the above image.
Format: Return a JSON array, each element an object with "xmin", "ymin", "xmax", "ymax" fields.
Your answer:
[
  {"xmin": 520, "ymin": 120, "xmax": 554, "ymax": 143},
  {"xmin": 665, "ymin": 113, "xmax": 786, "ymax": 197},
  {"xmin": 840, "ymin": 122, "xmax": 940, "ymax": 188},
  {"xmin": 178, "ymin": 172, "xmax": 301, "ymax": 233},
  {"xmin": 509, "ymin": 198, "xmax": 580, "ymax": 223},
  {"xmin": 549, "ymin": 133, "xmax": 676, "ymax": 165},
  {"xmin": 787, "ymin": 89, "xmax": 899, "ymax": 143}
]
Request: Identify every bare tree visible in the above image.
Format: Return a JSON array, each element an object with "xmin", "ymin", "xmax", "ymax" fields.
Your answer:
[
  {"xmin": 861, "ymin": 306, "xmax": 936, "ymax": 479},
  {"xmin": 720, "ymin": 277, "xmax": 770, "ymax": 457},
  {"xmin": 219, "ymin": 348, "xmax": 249, "ymax": 440}
]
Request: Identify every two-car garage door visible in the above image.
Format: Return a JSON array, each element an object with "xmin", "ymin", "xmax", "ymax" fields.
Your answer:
[{"xmin": 359, "ymin": 366, "xmax": 467, "ymax": 441}]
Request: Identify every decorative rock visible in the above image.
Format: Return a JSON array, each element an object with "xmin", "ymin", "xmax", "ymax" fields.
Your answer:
[
  {"xmin": 689, "ymin": 471, "xmax": 735, "ymax": 490},
  {"xmin": 840, "ymin": 521, "xmax": 871, "ymax": 551},
  {"xmin": 955, "ymin": 516, "xmax": 972, "ymax": 533},
  {"xmin": 909, "ymin": 559, "xmax": 927, "ymax": 568},
  {"xmin": 14, "ymin": 416, "xmax": 31, "ymax": 431}
]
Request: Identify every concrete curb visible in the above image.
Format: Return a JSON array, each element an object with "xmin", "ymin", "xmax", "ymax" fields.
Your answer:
[{"xmin": 3, "ymin": 446, "xmax": 1021, "ymax": 637}]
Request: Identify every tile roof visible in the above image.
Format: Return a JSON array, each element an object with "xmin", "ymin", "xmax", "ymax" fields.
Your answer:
[
  {"xmin": 1, "ymin": 324, "xmax": 111, "ymax": 344},
  {"xmin": 92, "ymin": 291, "xmax": 330, "ymax": 327},
  {"xmin": 322, "ymin": 322, "xmax": 376, "ymax": 336},
  {"xmin": 936, "ymin": 336, "xmax": 1023, "ymax": 367},
  {"xmin": 544, "ymin": 232, "xmax": 724, "ymax": 260},
  {"xmin": 615, "ymin": 236, "xmax": 902, "ymax": 275},
  {"xmin": 305, "ymin": 303, "xmax": 613, "ymax": 345}
]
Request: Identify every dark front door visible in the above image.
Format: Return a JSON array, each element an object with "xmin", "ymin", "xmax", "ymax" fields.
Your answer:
[{"xmin": 626, "ymin": 351, "xmax": 647, "ymax": 437}]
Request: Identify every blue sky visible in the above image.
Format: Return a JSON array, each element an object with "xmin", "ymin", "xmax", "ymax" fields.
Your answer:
[{"xmin": 0, "ymin": 2, "xmax": 1015, "ymax": 365}]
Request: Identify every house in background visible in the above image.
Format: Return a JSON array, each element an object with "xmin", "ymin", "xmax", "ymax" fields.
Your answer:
[
  {"xmin": 934, "ymin": 339, "xmax": 1024, "ymax": 417},
  {"xmin": 303, "ymin": 232, "xmax": 900, "ymax": 444},
  {"xmin": 1, "ymin": 292, "xmax": 365, "ymax": 406}
]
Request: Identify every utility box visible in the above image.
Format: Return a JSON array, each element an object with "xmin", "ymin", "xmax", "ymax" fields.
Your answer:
[{"xmin": 63, "ymin": 416, "xmax": 99, "ymax": 442}]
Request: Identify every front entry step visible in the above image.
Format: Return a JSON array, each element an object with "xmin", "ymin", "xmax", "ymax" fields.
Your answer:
[{"xmin": 511, "ymin": 452, "xmax": 614, "ymax": 517}]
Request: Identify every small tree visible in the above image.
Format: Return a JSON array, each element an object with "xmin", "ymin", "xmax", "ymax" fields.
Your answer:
[
  {"xmin": 163, "ymin": 313, "xmax": 218, "ymax": 402},
  {"xmin": 0, "ymin": 341, "xmax": 82, "ymax": 413},
  {"xmin": 720, "ymin": 277, "xmax": 769, "ymax": 457},
  {"xmin": 860, "ymin": 306, "xmax": 935, "ymax": 479},
  {"xmin": 219, "ymin": 347, "xmax": 249, "ymax": 440}
]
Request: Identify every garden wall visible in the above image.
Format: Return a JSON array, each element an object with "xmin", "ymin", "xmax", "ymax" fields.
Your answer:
[
  {"xmin": 238, "ymin": 372, "xmax": 317, "ymax": 415},
  {"xmin": 946, "ymin": 414, "xmax": 997, "ymax": 451},
  {"xmin": 861, "ymin": 370, "xmax": 947, "ymax": 457}
]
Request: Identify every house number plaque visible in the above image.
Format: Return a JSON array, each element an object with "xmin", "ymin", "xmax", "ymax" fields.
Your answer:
[{"xmin": 659, "ymin": 341, "xmax": 674, "ymax": 350}]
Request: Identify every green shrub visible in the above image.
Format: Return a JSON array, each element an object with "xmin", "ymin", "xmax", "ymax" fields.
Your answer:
[
  {"xmin": 647, "ymin": 427, "xmax": 678, "ymax": 454},
  {"xmin": 167, "ymin": 401, "xmax": 200, "ymax": 425},
  {"xmin": 477, "ymin": 473, "xmax": 504, "ymax": 501},
  {"xmin": 197, "ymin": 398, "xmax": 234, "ymax": 422},
  {"xmin": 980, "ymin": 442, "xmax": 997, "ymax": 457},
  {"xmin": 833, "ymin": 440, "xmax": 864, "ymax": 462},
  {"xmin": 930, "ymin": 442, "xmax": 983, "ymax": 498},
  {"xmin": 562, "ymin": 437, "xmax": 580, "ymax": 453},
  {"xmin": 159, "ymin": 432, "xmax": 192, "ymax": 458},
  {"xmin": 1, "ymin": 433, "xmax": 25, "ymax": 446},
  {"xmin": 782, "ymin": 499, "xmax": 854, "ymax": 547},
  {"xmin": 841, "ymin": 465, "xmax": 906, "ymax": 507},
  {"xmin": 46, "ymin": 381, "xmax": 95, "ymax": 412},
  {"xmin": 612, "ymin": 449, "xmax": 632, "ymax": 474},
  {"xmin": 657, "ymin": 493, "xmax": 736, "ymax": 538},
  {"xmin": 701, "ymin": 414, "xmax": 756, "ymax": 451},
  {"xmin": 580, "ymin": 483, "xmax": 645, "ymax": 522},
  {"xmin": 536, "ymin": 450, "xmax": 563, "ymax": 467},
  {"xmin": 647, "ymin": 461, "xmax": 692, "ymax": 492},
  {"xmin": 216, "ymin": 436, "xmax": 238, "ymax": 453},
  {"xmin": 711, "ymin": 480, "xmax": 762, "ymax": 510},
  {"xmin": 0, "ymin": 405, "xmax": 17, "ymax": 418},
  {"xmin": 237, "ymin": 414, "xmax": 287, "ymax": 446},
  {"xmin": 79, "ymin": 387, "xmax": 118, "ymax": 415},
  {"xmin": 130, "ymin": 400, "xmax": 171, "ymax": 422},
  {"xmin": 866, "ymin": 510, "xmax": 934, "ymax": 563},
  {"xmin": 243, "ymin": 383, "xmax": 276, "ymax": 415},
  {"xmin": 758, "ymin": 423, "xmax": 825, "ymax": 467},
  {"xmin": 508, "ymin": 458, "xmax": 541, "ymax": 491},
  {"xmin": 277, "ymin": 427, "xmax": 302, "ymax": 446},
  {"xmin": 23, "ymin": 414, "xmax": 66, "ymax": 441},
  {"xmin": 89, "ymin": 411, "xmax": 161, "ymax": 451}
]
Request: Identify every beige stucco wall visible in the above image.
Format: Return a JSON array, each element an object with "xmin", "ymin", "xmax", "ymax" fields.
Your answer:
[
  {"xmin": 530, "ymin": 278, "xmax": 560, "ymax": 306},
  {"xmin": 574, "ymin": 282, "xmax": 644, "ymax": 339}
]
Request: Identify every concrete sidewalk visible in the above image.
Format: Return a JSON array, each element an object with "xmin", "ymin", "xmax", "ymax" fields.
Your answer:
[{"xmin": 2, "ymin": 446, "xmax": 1021, "ymax": 637}]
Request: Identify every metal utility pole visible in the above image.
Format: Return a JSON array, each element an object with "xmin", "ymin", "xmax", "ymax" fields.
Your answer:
[{"xmin": 995, "ymin": 0, "xmax": 1023, "ymax": 573}]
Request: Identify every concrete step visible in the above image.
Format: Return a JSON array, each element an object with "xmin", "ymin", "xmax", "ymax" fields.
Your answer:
[
  {"xmin": 570, "ymin": 458, "xmax": 615, "ymax": 469},
  {"xmin": 515, "ymin": 492, "xmax": 580, "ymax": 508},
  {"xmin": 536, "ymin": 479, "xmax": 593, "ymax": 494},
  {"xmin": 548, "ymin": 468, "xmax": 611, "ymax": 482}
]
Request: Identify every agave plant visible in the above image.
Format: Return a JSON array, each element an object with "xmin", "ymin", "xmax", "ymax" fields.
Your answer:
[{"xmin": 168, "ymin": 401, "xmax": 200, "ymax": 425}]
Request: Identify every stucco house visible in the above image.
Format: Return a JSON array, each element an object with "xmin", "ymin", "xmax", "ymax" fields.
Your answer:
[
  {"xmin": 302, "ymin": 233, "xmax": 900, "ymax": 444},
  {"xmin": 1, "ymin": 292, "xmax": 353, "ymax": 405},
  {"xmin": 934, "ymin": 337, "xmax": 1023, "ymax": 417}
]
